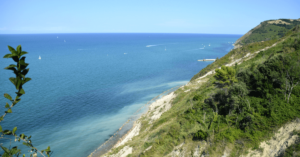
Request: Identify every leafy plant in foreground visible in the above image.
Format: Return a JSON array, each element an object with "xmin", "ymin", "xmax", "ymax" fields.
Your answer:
[{"xmin": 1, "ymin": 45, "xmax": 51, "ymax": 157}]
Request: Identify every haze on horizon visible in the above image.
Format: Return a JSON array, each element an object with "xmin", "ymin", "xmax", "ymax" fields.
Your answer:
[{"xmin": 0, "ymin": 0, "xmax": 299, "ymax": 35}]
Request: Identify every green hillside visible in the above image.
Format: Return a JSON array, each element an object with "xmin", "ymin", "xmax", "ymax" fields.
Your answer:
[
  {"xmin": 234, "ymin": 19, "xmax": 300, "ymax": 48},
  {"xmin": 105, "ymin": 24, "xmax": 300, "ymax": 157}
]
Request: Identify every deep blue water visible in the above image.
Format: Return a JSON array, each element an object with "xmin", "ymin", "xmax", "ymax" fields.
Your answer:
[{"xmin": 0, "ymin": 33, "xmax": 241, "ymax": 156}]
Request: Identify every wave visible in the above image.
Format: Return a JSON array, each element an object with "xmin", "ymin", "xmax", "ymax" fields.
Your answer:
[
  {"xmin": 146, "ymin": 45, "xmax": 157, "ymax": 47},
  {"xmin": 121, "ymin": 80, "xmax": 188, "ymax": 94}
]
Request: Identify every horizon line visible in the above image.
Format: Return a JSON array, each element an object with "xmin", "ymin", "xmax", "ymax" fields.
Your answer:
[{"xmin": 0, "ymin": 32, "xmax": 243, "ymax": 35}]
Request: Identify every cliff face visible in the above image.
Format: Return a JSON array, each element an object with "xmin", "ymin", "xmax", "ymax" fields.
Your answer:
[{"xmin": 234, "ymin": 18, "xmax": 300, "ymax": 48}]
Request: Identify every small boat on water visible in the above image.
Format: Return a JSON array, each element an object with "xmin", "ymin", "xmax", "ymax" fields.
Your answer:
[{"xmin": 39, "ymin": 56, "xmax": 41, "ymax": 60}]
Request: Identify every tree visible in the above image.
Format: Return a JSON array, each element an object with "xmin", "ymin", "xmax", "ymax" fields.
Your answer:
[
  {"xmin": 214, "ymin": 65, "xmax": 238, "ymax": 86},
  {"xmin": 284, "ymin": 61, "xmax": 300, "ymax": 103},
  {"xmin": 1, "ymin": 45, "xmax": 51, "ymax": 157}
]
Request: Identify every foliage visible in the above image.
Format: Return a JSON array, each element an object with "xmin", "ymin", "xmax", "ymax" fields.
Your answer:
[
  {"xmin": 1, "ymin": 45, "xmax": 51, "ymax": 157},
  {"xmin": 214, "ymin": 65, "xmax": 238, "ymax": 86},
  {"xmin": 237, "ymin": 19, "xmax": 300, "ymax": 45},
  {"xmin": 108, "ymin": 25, "xmax": 300, "ymax": 157}
]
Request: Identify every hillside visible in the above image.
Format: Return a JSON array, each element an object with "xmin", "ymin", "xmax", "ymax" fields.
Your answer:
[
  {"xmin": 100, "ymin": 23, "xmax": 300, "ymax": 157},
  {"xmin": 234, "ymin": 18, "xmax": 300, "ymax": 49}
]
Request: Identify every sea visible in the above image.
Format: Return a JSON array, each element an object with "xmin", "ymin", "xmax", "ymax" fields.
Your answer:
[{"xmin": 0, "ymin": 33, "xmax": 241, "ymax": 157}]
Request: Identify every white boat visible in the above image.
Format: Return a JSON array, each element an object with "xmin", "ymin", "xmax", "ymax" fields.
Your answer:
[
  {"xmin": 57, "ymin": 36, "xmax": 58, "ymax": 38},
  {"xmin": 64, "ymin": 40, "xmax": 66, "ymax": 42},
  {"xmin": 39, "ymin": 56, "xmax": 41, "ymax": 60},
  {"xmin": 209, "ymin": 44, "xmax": 210, "ymax": 46}
]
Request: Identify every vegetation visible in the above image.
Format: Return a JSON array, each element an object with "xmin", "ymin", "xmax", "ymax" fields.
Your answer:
[
  {"xmin": 106, "ymin": 24, "xmax": 300, "ymax": 156},
  {"xmin": 1, "ymin": 46, "xmax": 51, "ymax": 157},
  {"xmin": 235, "ymin": 18, "xmax": 300, "ymax": 46},
  {"xmin": 214, "ymin": 65, "xmax": 237, "ymax": 86}
]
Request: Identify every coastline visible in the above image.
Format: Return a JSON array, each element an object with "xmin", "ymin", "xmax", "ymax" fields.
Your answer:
[
  {"xmin": 97, "ymin": 36, "xmax": 289, "ymax": 157},
  {"xmin": 88, "ymin": 86, "xmax": 181, "ymax": 157}
]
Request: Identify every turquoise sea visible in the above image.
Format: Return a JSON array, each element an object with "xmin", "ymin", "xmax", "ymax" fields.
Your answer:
[{"xmin": 0, "ymin": 33, "xmax": 241, "ymax": 156}]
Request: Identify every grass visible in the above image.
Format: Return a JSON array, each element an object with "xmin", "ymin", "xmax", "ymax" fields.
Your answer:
[{"xmin": 104, "ymin": 25, "xmax": 300, "ymax": 157}]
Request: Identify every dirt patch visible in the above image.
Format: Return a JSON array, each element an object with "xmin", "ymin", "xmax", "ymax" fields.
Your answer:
[{"xmin": 244, "ymin": 119, "xmax": 300, "ymax": 157}]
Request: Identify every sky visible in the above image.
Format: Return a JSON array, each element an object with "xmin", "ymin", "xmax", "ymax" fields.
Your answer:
[{"xmin": 0, "ymin": 0, "xmax": 299, "ymax": 34}]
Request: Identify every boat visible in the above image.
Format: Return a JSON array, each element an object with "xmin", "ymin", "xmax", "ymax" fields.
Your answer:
[
  {"xmin": 165, "ymin": 47, "xmax": 166, "ymax": 51},
  {"xmin": 39, "ymin": 56, "xmax": 41, "ymax": 60}
]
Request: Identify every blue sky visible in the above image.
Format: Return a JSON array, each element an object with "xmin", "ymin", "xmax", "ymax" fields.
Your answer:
[{"xmin": 0, "ymin": 0, "xmax": 299, "ymax": 34}]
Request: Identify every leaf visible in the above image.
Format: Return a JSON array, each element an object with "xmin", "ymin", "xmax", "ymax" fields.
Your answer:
[
  {"xmin": 12, "ymin": 127, "xmax": 17, "ymax": 135},
  {"xmin": 12, "ymin": 56, "xmax": 19, "ymax": 62},
  {"xmin": 22, "ymin": 142, "xmax": 31, "ymax": 147},
  {"xmin": 5, "ymin": 103, "xmax": 10, "ymax": 108},
  {"xmin": 4, "ymin": 93, "xmax": 12, "ymax": 101},
  {"xmin": 21, "ymin": 69, "xmax": 29, "ymax": 76},
  {"xmin": 17, "ymin": 45, "xmax": 22, "ymax": 54},
  {"xmin": 0, "ymin": 145, "xmax": 10, "ymax": 153},
  {"xmin": 20, "ymin": 57, "xmax": 29, "ymax": 69},
  {"xmin": 19, "ymin": 88, "xmax": 25, "ymax": 94},
  {"xmin": 20, "ymin": 51, "xmax": 28, "ymax": 56},
  {"xmin": 9, "ymin": 77, "xmax": 17, "ymax": 86},
  {"xmin": 23, "ymin": 77, "xmax": 31, "ymax": 84},
  {"xmin": 4, "ymin": 64, "xmax": 17, "ymax": 69},
  {"xmin": 0, "ymin": 116, "xmax": 4, "ymax": 121},
  {"xmin": 6, "ymin": 109, "xmax": 12, "ymax": 113},
  {"xmin": 3, "ymin": 54, "xmax": 12, "ymax": 58},
  {"xmin": 0, "ymin": 125, "xmax": 2, "ymax": 132},
  {"xmin": 3, "ymin": 130, "xmax": 12, "ymax": 135},
  {"xmin": 10, "ymin": 146, "xmax": 21, "ymax": 155},
  {"xmin": 8, "ymin": 45, "xmax": 17, "ymax": 56}
]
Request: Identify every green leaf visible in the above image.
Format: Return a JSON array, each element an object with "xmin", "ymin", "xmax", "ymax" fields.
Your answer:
[
  {"xmin": 8, "ymin": 45, "xmax": 17, "ymax": 56},
  {"xmin": 20, "ymin": 133, "xmax": 24, "ymax": 139},
  {"xmin": 5, "ymin": 103, "xmax": 10, "ymax": 108},
  {"xmin": 12, "ymin": 56, "xmax": 19, "ymax": 62},
  {"xmin": 3, "ymin": 130, "xmax": 12, "ymax": 135},
  {"xmin": 0, "ymin": 116, "xmax": 4, "ymax": 121},
  {"xmin": 9, "ymin": 77, "xmax": 17, "ymax": 86},
  {"xmin": 23, "ymin": 77, "xmax": 31, "ymax": 84},
  {"xmin": 3, "ymin": 54, "xmax": 12, "ymax": 58},
  {"xmin": 4, "ymin": 93, "xmax": 12, "ymax": 101},
  {"xmin": 10, "ymin": 146, "xmax": 21, "ymax": 155},
  {"xmin": 17, "ymin": 45, "xmax": 22, "ymax": 54},
  {"xmin": 0, "ymin": 125, "xmax": 2, "ymax": 132},
  {"xmin": 0, "ymin": 145, "xmax": 10, "ymax": 153},
  {"xmin": 22, "ymin": 142, "xmax": 31, "ymax": 147},
  {"xmin": 20, "ymin": 51, "xmax": 28, "ymax": 56},
  {"xmin": 19, "ymin": 88, "xmax": 25, "ymax": 94},
  {"xmin": 21, "ymin": 69, "xmax": 29, "ymax": 76},
  {"xmin": 12, "ymin": 127, "xmax": 17, "ymax": 135},
  {"xmin": 19, "ymin": 57, "xmax": 26, "ymax": 66},
  {"xmin": 4, "ymin": 64, "xmax": 17, "ymax": 69},
  {"xmin": 6, "ymin": 109, "xmax": 12, "ymax": 113},
  {"xmin": 23, "ymin": 154, "xmax": 25, "ymax": 157}
]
